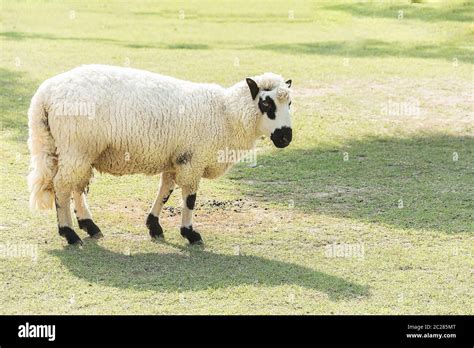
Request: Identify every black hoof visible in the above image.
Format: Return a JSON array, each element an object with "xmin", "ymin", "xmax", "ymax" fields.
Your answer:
[
  {"xmin": 151, "ymin": 234, "xmax": 164, "ymax": 242},
  {"xmin": 78, "ymin": 218, "xmax": 103, "ymax": 238},
  {"xmin": 146, "ymin": 214, "xmax": 164, "ymax": 239},
  {"xmin": 180, "ymin": 226, "xmax": 203, "ymax": 245},
  {"xmin": 59, "ymin": 226, "xmax": 83, "ymax": 245},
  {"xmin": 73, "ymin": 239, "xmax": 84, "ymax": 247},
  {"xmin": 91, "ymin": 231, "xmax": 104, "ymax": 239}
]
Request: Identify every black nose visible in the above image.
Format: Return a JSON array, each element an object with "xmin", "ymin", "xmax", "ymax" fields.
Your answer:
[{"xmin": 270, "ymin": 127, "xmax": 292, "ymax": 148}]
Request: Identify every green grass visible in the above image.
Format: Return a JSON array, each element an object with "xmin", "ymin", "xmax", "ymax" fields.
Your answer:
[{"xmin": 0, "ymin": 0, "xmax": 472, "ymax": 314}]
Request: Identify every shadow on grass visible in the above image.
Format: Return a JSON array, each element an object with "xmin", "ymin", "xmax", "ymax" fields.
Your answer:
[
  {"xmin": 131, "ymin": 10, "xmax": 314, "ymax": 23},
  {"xmin": 325, "ymin": 2, "xmax": 473, "ymax": 23},
  {"xmin": 125, "ymin": 43, "xmax": 209, "ymax": 50},
  {"xmin": 0, "ymin": 31, "xmax": 210, "ymax": 51},
  {"xmin": 49, "ymin": 242, "xmax": 369, "ymax": 300},
  {"xmin": 0, "ymin": 31, "xmax": 121, "ymax": 44},
  {"xmin": 231, "ymin": 135, "xmax": 473, "ymax": 234},
  {"xmin": 0, "ymin": 68, "xmax": 35, "ymax": 140},
  {"xmin": 253, "ymin": 39, "xmax": 473, "ymax": 63}
]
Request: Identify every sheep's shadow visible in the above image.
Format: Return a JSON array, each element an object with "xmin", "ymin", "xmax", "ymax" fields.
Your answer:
[{"xmin": 48, "ymin": 242, "xmax": 369, "ymax": 300}]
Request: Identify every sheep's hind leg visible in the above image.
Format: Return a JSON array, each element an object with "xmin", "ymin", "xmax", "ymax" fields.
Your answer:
[
  {"xmin": 54, "ymin": 174, "xmax": 82, "ymax": 246},
  {"xmin": 73, "ymin": 191, "xmax": 103, "ymax": 239},
  {"xmin": 146, "ymin": 172, "xmax": 175, "ymax": 240}
]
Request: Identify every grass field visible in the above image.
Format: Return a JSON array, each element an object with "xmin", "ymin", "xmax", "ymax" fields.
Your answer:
[{"xmin": 0, "ymin": 0, "xmax": 473, "ymax": 314}]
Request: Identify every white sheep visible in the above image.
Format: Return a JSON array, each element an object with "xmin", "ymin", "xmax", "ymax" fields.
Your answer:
[{"xmin": 28, "ymin": 65, "xmax": 293, "ymax": 245}]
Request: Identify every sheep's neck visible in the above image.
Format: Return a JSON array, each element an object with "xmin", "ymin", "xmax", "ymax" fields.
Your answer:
[
  {"xmin": 223, "ymin": 85, "xmax": 259, "ymax": 152},
  {"xmin": 223, "ymin": 112, "xmax": 257, "ymax": 151}
]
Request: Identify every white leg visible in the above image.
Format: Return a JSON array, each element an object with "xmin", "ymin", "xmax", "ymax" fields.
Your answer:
[
  {"xmin": 73, "ymin": 191, "xmax": 102, "ymax": 238},
  {"xmin": 146, "ymin": 172, "xmax": 175, "ymax": 239}
]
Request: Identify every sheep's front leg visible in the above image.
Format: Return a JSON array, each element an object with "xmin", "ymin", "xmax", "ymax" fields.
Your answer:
[
  {"xmin": 180, "ymin": 187, "xmax": 202, "ymax": 245},
  {"xmin": 146, "ymin": 172, "xmax": 175, "ymax": 239},
  {"xmin": 175, "ymin": 160, "xmax": 203, "ymax": 245}
]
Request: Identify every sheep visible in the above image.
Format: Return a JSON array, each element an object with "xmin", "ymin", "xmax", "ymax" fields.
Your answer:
[{"xmin": 28, "ymin": 64, "xmax": 293, "ymax": 245}]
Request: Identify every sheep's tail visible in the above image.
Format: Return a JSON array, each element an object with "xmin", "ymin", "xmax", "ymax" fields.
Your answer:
[{"xmin": 27, "ymin": 89, "xmax": 56, "ymax": 210}]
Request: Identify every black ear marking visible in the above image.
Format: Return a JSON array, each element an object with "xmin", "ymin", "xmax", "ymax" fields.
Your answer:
[
  {"xmin": 286, "ymin": 79, "xmax": 292, "ymax": 88},
  {"xmin": 246, "ymin": 78, "xmax": 260, "ymax": 100}
]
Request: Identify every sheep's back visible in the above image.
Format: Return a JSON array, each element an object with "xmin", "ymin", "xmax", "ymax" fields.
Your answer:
[{"xmin": 41, "ymin": 65, "xmax": 226, "ymax": 175}]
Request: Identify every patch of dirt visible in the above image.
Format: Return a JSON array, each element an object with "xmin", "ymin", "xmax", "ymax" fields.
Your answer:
[
  {"xmin": 202, "ymin": 198, "xmax": 258, "ymax": 210},
  {"xmin": 159, "ymin": 197, "xmax": 284, "ymax": 233},
  {"xmin": 106, "ymin": 197, "xmax": 262, "ymax": 221},
  {"xmin": 163, "ymin": 206, "xmax": 180, "ymax": 217}
]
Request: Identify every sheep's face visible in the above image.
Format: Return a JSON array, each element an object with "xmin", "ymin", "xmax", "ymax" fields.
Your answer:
[{"xmin": 246, "ymin": 78, "xmax": 292, "ymax": 148}]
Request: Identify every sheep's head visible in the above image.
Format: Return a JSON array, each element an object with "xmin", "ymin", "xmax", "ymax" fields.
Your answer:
[{"xmin": 246, "ymin": 75, "xmax": 292, "ymax": 148}]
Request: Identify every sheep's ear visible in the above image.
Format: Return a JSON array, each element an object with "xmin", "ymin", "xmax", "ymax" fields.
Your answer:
[
  {"xmin": 286, "ymin": 79, "xmax": 292, "ymax": 88},
  {"xmin": 246, "ymin": 78, "xmax": 259, "ymax": 100}
]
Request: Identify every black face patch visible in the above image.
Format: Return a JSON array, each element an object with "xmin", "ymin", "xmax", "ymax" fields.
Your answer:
[
  {"xmin": 270, "ymin": 126, "xmax": 292, "ymax": 148},
  {"xmin": 258, "ymin": 96, "xmax": 277, "ymax": 120},
  {"xmin": 186, "ymin": 193, "xmax": 196, "ymax": 210},
  {"xmin": 176, "ymin": 152, "xmax": 192, "ymax": 165}
]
